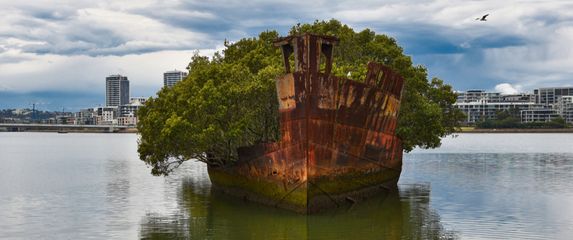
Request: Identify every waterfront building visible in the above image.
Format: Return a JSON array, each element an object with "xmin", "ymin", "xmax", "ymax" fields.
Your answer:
[
  {"xmin": 163, "ymin": 70, "xmax": 187, "ymax": 88},
  {"xmin": 534, "ymin": 87, "xmax": 573, "ymax": 106},
  {"xmin": 74, "ymin": 108, "xmax": 97, "ymax": 125},
  {"xmin": 456, "ymin": 90, "xmax": 503, "ymax": 103},
  {"xmin": 454, "ymin": 90, "xmax": 539, "ymax": 124},
  {"xmin": 96, "ymin": 106, "xmax": 118, "ymax": 125},
  {"xmin": 454, "ymin": 89, "xmax": 573, "ymax": 125},
  {"xmin": 455, "ymin": 101, "xmax": 537, "ymax": 124},
  {"xmin": 118, "ymin": 103, "xmax": 140, "ymax": 117},
  {"xmin": 44, "ymin": 116, "xmax": 74, "ymax": 125},
  {"xmin": 106, "ymin": 75, "xmax": 130, "ymax": 107},
  {"xmin": 117, "ymin": 116, "xmax": 138, "ymax": 126},
  {"xmin": 556, "ymin": 96, "xmax": 573, "ymax": 123},
  {"xmin": 43, "ymin": 115, "xmax": 75, "ymax": 125},
  {"xmin": 457, "ymin": 90, "xmax": 535, "ymax": 104},
  {"xmin": 77, "ymin": 97, "xmax": 146, "ymax": 126},
  {"xmin": 501, "ymin": 93, "xmax": 536, "ymax": 103},
  {"xmin": 521, "ymin": 108, "xmax": 560, "ymax": 123},
  {"xmin": 119, "ymin": 97, "xmax": 145, "ymax": 117},
  {"xmin": 57, "ymin": 116, "xmax": 75, "ymax": 125}
]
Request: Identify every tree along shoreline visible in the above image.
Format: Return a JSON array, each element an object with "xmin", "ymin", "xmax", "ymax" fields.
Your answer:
[
  {"xmin": 136, "ymin": 19, "xmax": 464, "ymax": 175},
  {"xmin": 474, "ymin": 110, "xmax": 570, "ymax": 130},
  {"xmin": 458, "ymin": 127, "xmax": 573, "ymax": 133}
]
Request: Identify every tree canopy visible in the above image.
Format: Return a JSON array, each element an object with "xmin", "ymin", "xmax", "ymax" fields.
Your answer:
[
  {"xmin": 137, "ymin": 19, "xmax": 464, "ymax": 176},
  {"xmin": 476, "ymin": 110, "xmax": 570, "ymax": 129}
]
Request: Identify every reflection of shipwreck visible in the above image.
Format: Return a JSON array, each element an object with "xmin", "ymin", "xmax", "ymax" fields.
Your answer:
[{"xmin": 208, "ymin": 34, "xmax": 405, "ymax": 213}]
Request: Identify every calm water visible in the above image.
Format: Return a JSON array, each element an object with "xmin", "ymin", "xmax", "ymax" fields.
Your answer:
[{"xmin": 1, "ymin": 133, "xmax": 573, "ymax": 239}]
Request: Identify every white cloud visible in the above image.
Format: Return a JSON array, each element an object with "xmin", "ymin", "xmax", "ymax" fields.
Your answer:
[
  {"xmin": 0, "ymin": 6, "xmax": 212, "ymax": 56},
  {"xmin": 0, "ymin": 49, "xmax": 217, "ymax": 95},
  {"xmin": 2, "ymin": 0, "xmax": 573, "ymax": 103},
  {"xmin": 331, "ymin": 0, "xmax": 573, "ymax": 90},
  {"xmin": 494, "ymin": 83, "xmax": 522, "ymax": 94}
]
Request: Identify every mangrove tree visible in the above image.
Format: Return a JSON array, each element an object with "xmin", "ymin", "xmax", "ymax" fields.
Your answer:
[{"xmin": 137, "ymin": 20, "xmax": 464, "ymax": 175}]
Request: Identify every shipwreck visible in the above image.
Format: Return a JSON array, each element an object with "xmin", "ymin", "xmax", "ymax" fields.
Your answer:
[{"xmin": 207, "ymin": 34, "xmax": 405, "ymax": 213}]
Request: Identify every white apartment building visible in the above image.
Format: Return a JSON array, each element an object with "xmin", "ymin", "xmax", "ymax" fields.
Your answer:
[
  {"xmin": 521, "ymin": 108, "xmax": 560, "ymax": 123},
  {"xmin": 456, "ymin": 90, "xmax": 502, "ymax": 103},
  {"xmin": 455, "ymin": 90, "xmax": 537, "ymax": 124},
  {"xmin": 455, "ymin": 88, "xmax": 573, "ymax": 125},
  {"xmin": 119, "ymin": 98, "xmax": 145, "ymax": 117},
  {"xmin": 534, "ymin": 87, "xmax": 573, "ymax": 106},
  {"xmin": 96, "ymin": 106, "xmax": 118, "ymax": 125},
  {"xmin": 455, "ymin": 101, "xmax": 537, "ymax": 124},
  {"xmin": 556, "ymin": 96, "xmax": 573, "ymax": 123}
]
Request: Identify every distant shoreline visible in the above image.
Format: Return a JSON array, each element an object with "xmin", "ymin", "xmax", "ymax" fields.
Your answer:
[
  {"xmin": 457, "ymin": 128, "xmax": 573, "ymax": 133},
  {"xmin": 0, "ymin": 129, "xmax": 138, "ymax": 133},
  {"xmin": 3, "ymin": 126, "xmax": 572, "ymax": 134},
  {"xmin": 0, "ymin": 124, "xmax": 138, "ymax": 133}
]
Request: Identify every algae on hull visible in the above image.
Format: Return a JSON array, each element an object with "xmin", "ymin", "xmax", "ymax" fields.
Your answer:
[{"xmin": 208, "ymin": 34, "xmax": 405, "ymax": 213}]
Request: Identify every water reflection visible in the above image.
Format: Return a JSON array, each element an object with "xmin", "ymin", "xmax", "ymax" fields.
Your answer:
[
  {"xmin": 5, "ymin": 133, "xmax": 573, "ymax": 239},
  {"xmin": 140, "ymin": 179, "xmax": 457, "ymax": 240},
  {"xmin": 403, "ymin": 152, "xmax": 573, "ymax": 239},
  {"xmin": 105, "ymin": 158, "xmax": 131, "ymax": 235}
]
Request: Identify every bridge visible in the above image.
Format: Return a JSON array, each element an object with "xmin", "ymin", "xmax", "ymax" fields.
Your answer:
[{"xmin": 0, "ymin": 123, "xmax": 136, "ymax": 133}]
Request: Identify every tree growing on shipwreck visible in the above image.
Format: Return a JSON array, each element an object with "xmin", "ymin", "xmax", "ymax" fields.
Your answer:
[{"xmin": 137, "ymin": 20, "xmax": 464, "ymax": 212}]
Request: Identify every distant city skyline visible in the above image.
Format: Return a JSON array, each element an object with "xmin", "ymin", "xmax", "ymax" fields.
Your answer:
[{"xmin": 2, "ymin": 1, "xmax": 573, "ymax": 110}]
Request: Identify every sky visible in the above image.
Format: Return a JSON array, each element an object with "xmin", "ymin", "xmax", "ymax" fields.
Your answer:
[{"xmin": 1, "ymin": 0, "xmax": 573, "ymax": 111}]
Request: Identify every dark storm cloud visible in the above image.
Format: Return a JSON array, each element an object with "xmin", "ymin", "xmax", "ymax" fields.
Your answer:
[
  {"xmin": 28, "ymin": 8, "xmax": 75, "ymax": 21},
  {"xmin": 131, "ymin": 0, "xmax": 313, "ymax": 40},
  {"xmin": 466, "ymin": 35, "xmax": 526, "ymax": 49},
  {"xmin": 2, "ymin": 0, "xmax": 573, "ymax": 101},
  {"xmin": 364, "ymin": 22, "xmax": 529, "ymax": 56}
]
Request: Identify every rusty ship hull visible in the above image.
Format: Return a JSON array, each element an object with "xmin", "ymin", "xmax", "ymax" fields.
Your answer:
[{"xmin": 208, "ymin": 34, "xmax": 405, "ymax": 213}]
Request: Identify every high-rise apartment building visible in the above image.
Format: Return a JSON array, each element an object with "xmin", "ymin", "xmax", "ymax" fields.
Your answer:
[
  {"xmin": 163, "ymin": 70, "xmax": 188, "ymax": 88},
  {"xmin": 106, "ymin": 74, "xmax": 130, "ymax": 107},
  {"xmin": 534, "ymin": 87, "xmax": 573, "ymax": 106}
]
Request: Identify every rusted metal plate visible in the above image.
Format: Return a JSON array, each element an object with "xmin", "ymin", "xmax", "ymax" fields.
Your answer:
[{"xmin": 209, "ymin": 34, "xmax": 405, "ymax": 213}]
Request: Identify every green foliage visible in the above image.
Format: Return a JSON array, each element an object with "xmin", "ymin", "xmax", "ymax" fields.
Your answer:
[
  {"xmin": 476, "ymin": 109, "xmax": 521, "ymax": 129},
  {"xmin": 549, "ymin": 116, "xmax": 568, "ymax": 128},
  {"xmin": 290, "ymin": 20, "xmax": 464, "ymax": 151},
  {"xmin": 137, "ymin": 19, "xmax": 464, "ymax": 175},
  {"xmin": 476, "ymin": 111, "xmax": 569, "ymax": 129},
  {"xmin": 137, "ymin": 32, "xmax": 283, "ymax": 175}
]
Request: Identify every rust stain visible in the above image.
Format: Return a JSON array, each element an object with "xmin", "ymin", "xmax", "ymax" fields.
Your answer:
[{"xmin": 219, "ymin": 34, "xmax": 405, "ymax": 212}]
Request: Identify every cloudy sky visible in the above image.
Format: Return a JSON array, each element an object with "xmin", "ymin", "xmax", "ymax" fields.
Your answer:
[{"xmin": 1, "ymin": 0, "xmax": 573, "ymax": 110}]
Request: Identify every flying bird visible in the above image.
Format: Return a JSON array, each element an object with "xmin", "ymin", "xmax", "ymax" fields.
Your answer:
[{"xmin": 476, "ymin": 14, "xmax": 489, "ymax": 21}]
